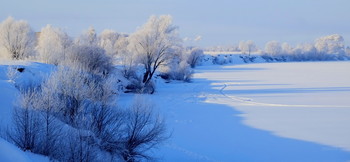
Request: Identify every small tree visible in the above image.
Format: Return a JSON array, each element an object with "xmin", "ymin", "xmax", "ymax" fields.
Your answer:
[
  {"xmin": 0, "ymin": 17, "xmax": 35, "ymax": 59},
  {"xmin": 8, "ymin": 90, "xmax": 41, "ymax": 152},
  {"xmin": 239, "ymin": 40, "xmax": 257, "ymax": 56},
  {"xmin": 34, "ymin": 80, "xmax": 64, "ymax": 158}
]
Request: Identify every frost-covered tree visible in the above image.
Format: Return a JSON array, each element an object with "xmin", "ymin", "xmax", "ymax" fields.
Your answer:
[
  {"xmin": 265, "ymin": 41, "xmax": 282, "ymax": 56},
  {"xmin": 239, "ymin": 40, "xmax": 257, "ymax": 56},
  {"xmin": 43, "ymin": 66, "xmax": 96, "ymax": 124},
  {"xmin": 99, "ymin": 29, "xmax": 120, "ymax": 56},
  {"xmin": 281, "ymin": 42, "xmax": 293, "ymax": 55},
  {"xmin": 128, "ymin": 15, "xmax": 181, "ymax": 91},
  {"xmin": 76, "ymin": 26, "xmax": 98, "ymax": 46},
  {"xmin": 315, "ymin": 34, "xmax": 345, "ymax": 55},
  {"xmin": 36, "ymin": 25, "xmax": 72, "ymax": 64},
  {"xmin": 0, "ymin": 17, "xmax": 35, "ymax": 59},
  {"xmin": 292, "ymin": 43, "xmax": 317, "ymax": 60}
]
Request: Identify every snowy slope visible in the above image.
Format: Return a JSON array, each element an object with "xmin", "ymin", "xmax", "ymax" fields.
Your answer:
[
  {"xmin": 0, "ymin": 138, "xmax": 48, "ymax": 162},
  {"xmin": 0, "ymin": 60, "xmax": 54, "ymax": 127},
  {"xmin": 0, "ymin": 60, "xmax": 53, "ymax": 162}
]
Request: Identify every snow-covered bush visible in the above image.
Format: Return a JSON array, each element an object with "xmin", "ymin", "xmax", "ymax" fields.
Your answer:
[
  {"xmin": 213, "ymin": 54, "xmax": 231, "ymax": 65},
  {"xmin": 64, "ymin": 45, "xmax": 113, "ymax": 76},
  {"xmin": 0, "ymin": 17, "xmax": 35, "ymax": 60},
  {"xmin": 162, "ymin": 59, "xmax": 193, "ymax": 82},
  {"xmin": 7, "ymin": 63, "xmax": 167, "ymax": 161},
  {"xmin": 186, "ymin": 47, "xmax": 204, "ymax": 68}
]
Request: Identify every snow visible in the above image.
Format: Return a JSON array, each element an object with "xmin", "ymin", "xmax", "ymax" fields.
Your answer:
[
  {"xmin": 0, "ymin": 138, "xmax": 49, "ymax": 162},
  {"xmin": 141, "ymin": 61, "xmax": 350, "ymax": 161},
  {"xmin": 200, "ymin": 62, "xmax": 350, "ymax": 151},
  {"xmin": 0, "ymin": 60, "xmax": 53, "ymax": 162},
  {"xmin": 0, "ymin": 138, "xmax": 31, "ymax": 162},
  {"xmin": 1, "ymin": 60, "xmax": 350, "ymax": 161}
]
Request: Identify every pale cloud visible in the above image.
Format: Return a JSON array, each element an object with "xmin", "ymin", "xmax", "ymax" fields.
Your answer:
[
  {"xmin": 194, "ymin": 35, "xmax": 202, "ymax": 42},
  {"xmin": 183, "ymin": 37, "xmax": 191, "ymax": 42}
]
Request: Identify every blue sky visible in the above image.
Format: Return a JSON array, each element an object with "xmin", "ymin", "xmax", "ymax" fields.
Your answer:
[{"xmin": 1, "ymin": 0, "xmax": 349, "ymax": 47}]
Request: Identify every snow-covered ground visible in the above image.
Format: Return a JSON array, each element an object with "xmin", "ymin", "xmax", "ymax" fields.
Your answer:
[
  {"xmin": 0, "ymin": 60, "xmax": 53, "ymax": 162},
  {"xmin": 143, "ymin": 61, "xmax": 350, "ymax": 161},
  {"xmin": 1, "ymin": 60, "xmax": 350, "ymax": 161}
]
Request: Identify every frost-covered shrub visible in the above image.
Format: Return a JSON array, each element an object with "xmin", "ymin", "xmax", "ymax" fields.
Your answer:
[
  {"xmin": 160, "ymin": 49, "xmax": 193, "ymax": 82},
  {"xmin": 239, "ymin": 55, "xmax": 256, "ymax": 63},
  {"xmin": 186, "ymin": 47, "xmax": 204, "ymax": 68},
  {"xmin": 64, "ymin": 45, "xmax": 113, "ymax": 76},
  {"xmin": 125, "ymin": 78, "xmax": 156, "ymax": 94},
  {"xmin": 167, "ymin": 60, "xmax": 193, "ymax": 82},
  {"xmin": 213, "ymin": 54, "xmax": 229, "ymax": 65}
]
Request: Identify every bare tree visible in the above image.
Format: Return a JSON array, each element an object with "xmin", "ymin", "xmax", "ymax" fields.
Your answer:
[
  {"xmin": 121, "ymin": 97, "xmax": 168, "ymax": 162},
  {"xmin": 0, "ymin": 17, "xmax": 35, "ymax": 59},
  {"xmin": 64, "ymin": 129, "xmax": 97, "ymax": 162},
  {"xmin": 8, "ymin": 90, "xmax": 41, "ymax": 151},
  {"xmin": 34, "ymin": 81, "xmax": 64, "ymax": 158}
]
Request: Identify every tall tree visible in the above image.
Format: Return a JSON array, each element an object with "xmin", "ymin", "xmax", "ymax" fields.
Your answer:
[
  {"xmin": 0, "ymin": 17, "xmax": 35, "ymax": 60},
  {"xmin": 315, "ymin": 34, "xmax": 345, "ymax": 55},
  {"xmin": 36, "ymin": 24, "xmax": 72, "ymax": 64},
  {"xmin": 128, "ymin": 15, "xmax": 181, "ymax": 89}
]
